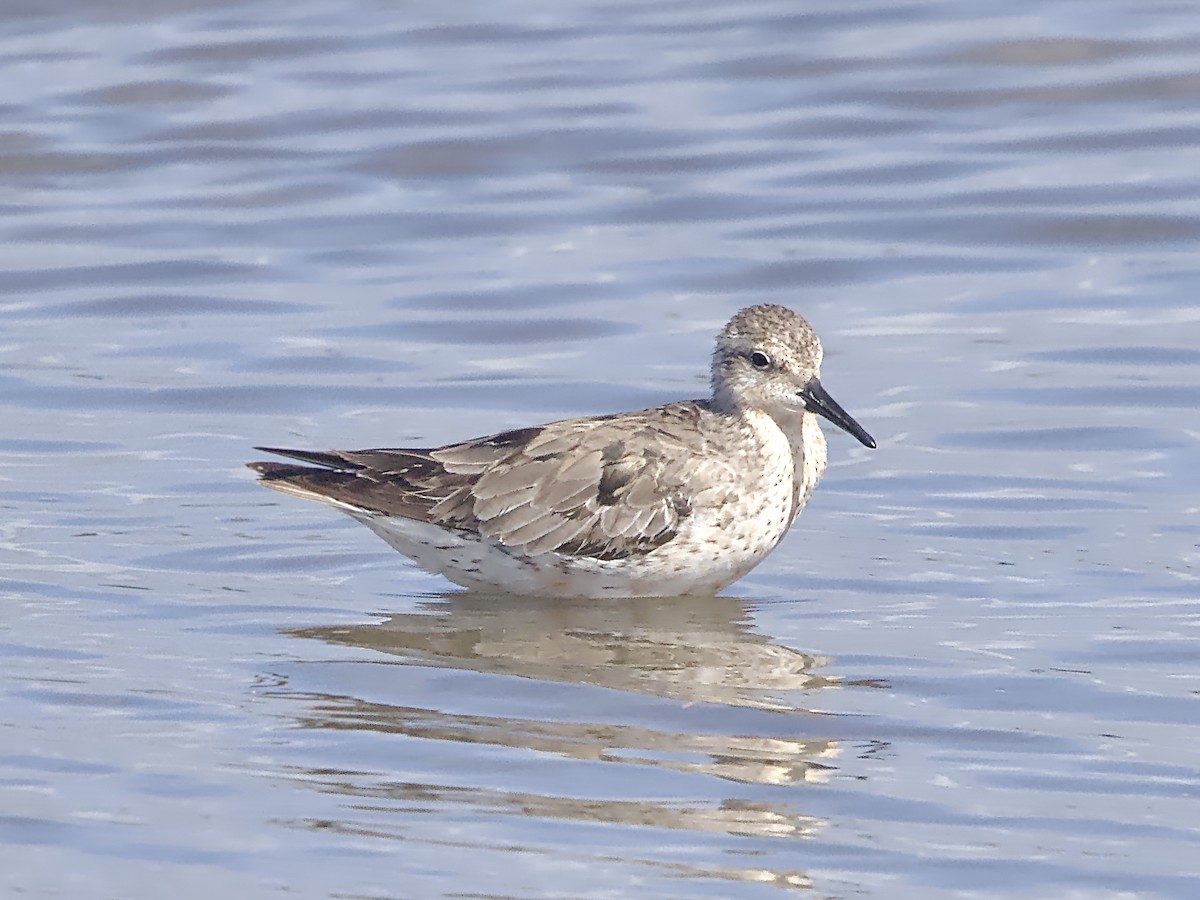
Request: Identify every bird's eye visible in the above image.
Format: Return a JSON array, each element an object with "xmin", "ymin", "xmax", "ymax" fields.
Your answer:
[{"xmin": 749, "ymin": 350, "xmax": 772, "ymax": 369}]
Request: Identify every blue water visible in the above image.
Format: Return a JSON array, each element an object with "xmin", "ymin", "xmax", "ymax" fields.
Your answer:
[{"xmin": 2, "ymin": 0, "xmax": 1198, "ymax": 897}]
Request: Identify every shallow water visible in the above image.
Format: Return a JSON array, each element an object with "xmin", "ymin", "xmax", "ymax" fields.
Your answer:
[{"xmin": 2, "ymin": 0, "xmax": 1199, "ymax": 897}]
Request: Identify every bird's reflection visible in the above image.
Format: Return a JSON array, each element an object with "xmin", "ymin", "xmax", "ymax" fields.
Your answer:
[
  {"xmin": 280, "ymin": 592, "xmax": 877, "ymax": 888},
  {"xmin": 291, "ymin": 592, "xmax": 839, "ymax": 711}
]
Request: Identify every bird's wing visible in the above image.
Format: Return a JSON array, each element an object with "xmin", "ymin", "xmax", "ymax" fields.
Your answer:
[{"xmin": 250, "ymin": 403, "xmax": 740, "ymax": 561}]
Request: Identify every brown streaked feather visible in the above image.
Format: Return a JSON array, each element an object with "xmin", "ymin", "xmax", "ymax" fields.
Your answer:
[{"xmin": 249, "ymin": 459, "xmax": 439, "ymax": 520}]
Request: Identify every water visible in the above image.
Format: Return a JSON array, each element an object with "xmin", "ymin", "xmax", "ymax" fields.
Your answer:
[{"xmin": 2, "ymin": 0, "xmax": 1199, "ymax": 897}]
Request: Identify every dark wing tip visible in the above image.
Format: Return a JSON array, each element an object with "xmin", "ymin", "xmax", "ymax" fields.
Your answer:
[
  {"xmin": 246, "ymin": 460, "xmax": 325, "ymax": 480},
  {"xmin": 249, "ymin": 446, "xmax": 353, "ymax": 469}
]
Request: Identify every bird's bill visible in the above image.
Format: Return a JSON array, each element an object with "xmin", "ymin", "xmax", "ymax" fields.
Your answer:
[{"xmin": 799, "ymin": 377, "xmax": 876, "ymax": 449}]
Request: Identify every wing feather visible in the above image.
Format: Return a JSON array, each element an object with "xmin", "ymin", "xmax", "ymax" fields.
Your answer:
[
  {"xmin": 518, "ymin": 516, "xmax": 593, "ymax": 555},
  {"xmin": 542, "ymin": 479, "xmax": 597, "ymax": 514}
]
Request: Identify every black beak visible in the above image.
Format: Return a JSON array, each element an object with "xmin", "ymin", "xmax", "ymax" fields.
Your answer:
[{"xmin": 799, "ymin": 377, "xmax": 876, "ymax": 448}]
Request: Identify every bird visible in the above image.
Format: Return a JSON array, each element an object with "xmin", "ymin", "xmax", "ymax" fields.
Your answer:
[{"xmin": 249, "ymin": 304, "xmax": 875, "ymax": 598}]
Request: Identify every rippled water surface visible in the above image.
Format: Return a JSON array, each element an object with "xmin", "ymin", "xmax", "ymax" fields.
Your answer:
[{"xmin": 3, "ymin": 1, "xmax": 1199, "ymax": 897}]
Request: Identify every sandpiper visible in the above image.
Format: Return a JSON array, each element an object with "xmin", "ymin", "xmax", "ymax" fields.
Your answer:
[{"xmin": 250, "ymin": 304, "xmax": 875, "ymax": 597}]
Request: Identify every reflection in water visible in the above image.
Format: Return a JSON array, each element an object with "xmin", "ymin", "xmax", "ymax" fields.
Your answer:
[
  {"xmin": 292, "ymin": 593, "xmax": 840, "ymax": 710},
  {"xmin": 278, "ymin": 594, "xmax": 879, "ymax": 890}
]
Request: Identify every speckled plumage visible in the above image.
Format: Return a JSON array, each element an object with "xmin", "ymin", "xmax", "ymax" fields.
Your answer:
[{"xmin": 249, "ymin": 304, "xmax": 875, "ymax": 597}]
